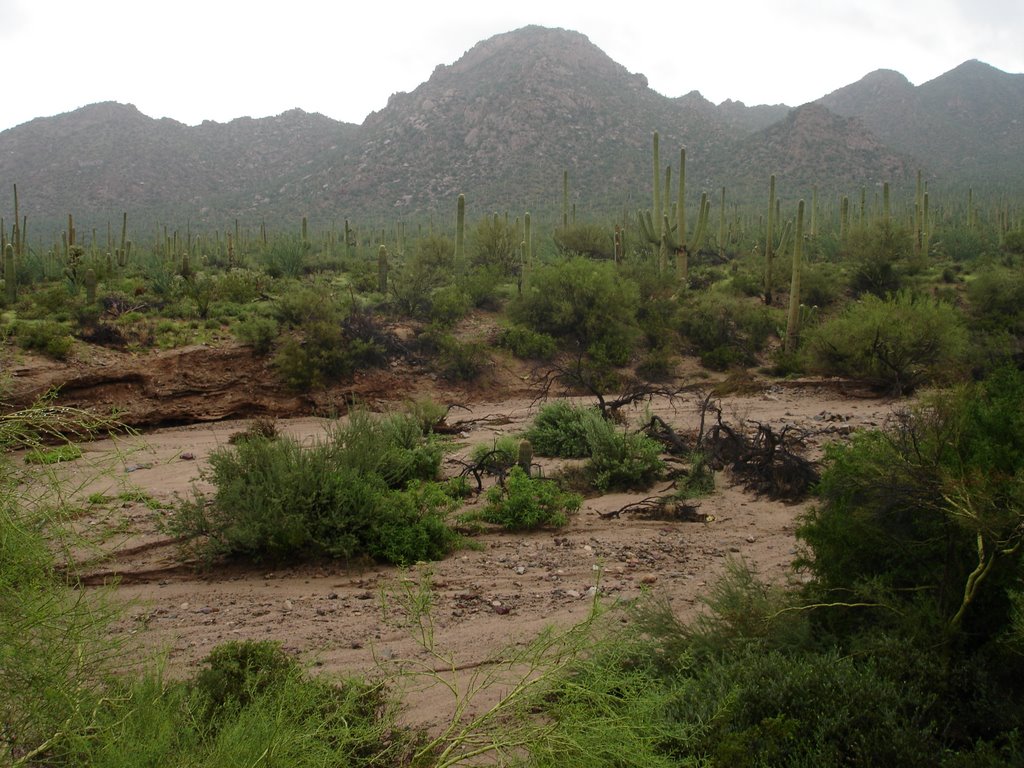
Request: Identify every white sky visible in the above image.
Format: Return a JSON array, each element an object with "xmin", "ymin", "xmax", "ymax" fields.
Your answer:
[{"xmin": 1, "ymin": 0, "xmax": 1021, "ymax": 132}]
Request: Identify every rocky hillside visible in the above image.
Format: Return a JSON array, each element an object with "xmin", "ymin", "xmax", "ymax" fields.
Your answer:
[
  {"xmin": 817, "ymin": 59, "xmax": 1024, "ymax": 188},
  {"xmin": 0, "ymin": 26, "xmax": 1019, "ymax": 232}
]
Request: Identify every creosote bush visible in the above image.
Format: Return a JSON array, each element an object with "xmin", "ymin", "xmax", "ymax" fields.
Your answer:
[
  {"xmin": 473, "ymin": 466, "xmax": 581, "ymax": 530},
  {"xmin": 524, "ymin": 401, "xmax": 602, "ymax": 459},
  {"xmin": 803, "ymin": 290, "xmax": 968, "ymax": 394},
  {"xmin": 170, "ymin": 411, "xmax": 459, "ymax": 565}
]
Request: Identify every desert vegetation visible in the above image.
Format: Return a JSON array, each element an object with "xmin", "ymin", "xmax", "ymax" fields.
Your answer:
[{"xmin": 3, "ymin": 125, "xmax": 1024, "ymax": 765}]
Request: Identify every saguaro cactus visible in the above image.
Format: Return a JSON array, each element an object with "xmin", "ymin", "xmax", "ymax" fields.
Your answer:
[
  {"xmin": 638, "ymin": 133, "xmax": 709, "ymax": 284},
  {"xmin": 377, "ymin": 245, "xmax": 388, "ymax": 294},
  {"xmin": 455, "ymin": 194, "xmax": 466, "ymax": 267},
  {"xmin": 517, "ymin": 439, "xmax": 533, "ymax": 477},
  {"xmin": 4, "ymin": 243, "xmax": 15, "ymax": 303},
  {"xmin": 84, "ymin": 268, "xmax": 97, "ymax": 304},
  {"xmin": 785, "ymin": 200, "xmax": 805, "ymax": 353}
]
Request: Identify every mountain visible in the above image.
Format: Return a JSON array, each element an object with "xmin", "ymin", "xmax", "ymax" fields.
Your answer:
[
  {"xmin": 0, "ymin": 26, "xmax": 1019, "ymax": 233},
  {"xmin": 817, "ymin": 60, "xmax": 1024, "ymax": 187}
]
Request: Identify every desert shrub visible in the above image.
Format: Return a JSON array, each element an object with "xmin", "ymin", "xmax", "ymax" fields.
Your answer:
[
  {"xmin": 272, "ymin": 309, "xmax": 386, "ymax": 391},
  {"xmin": 24, "ymin": 444, "xmax": 82, "ymax": 465},
  {"xmin": 170, "ymin": 412, "xmax": 456, "ymax": 565},
  {"xmin": 272, "ymin": 281, "xmax": 342, "ymax": 328},
  {"xmin": 470, "ymin": 216, "xmax": 519, "ymax": 276},
  {"xmin": 458, "ymin": 264, "xmax": 507, "ymax": 310},
  {"xmin": 469, "ymin": 436, "xmax": 521, "ymax": 475},
  {"xmin": 800, "ymin": 263, "xmax": 846, "ymax": 308},
  {"xmin": 263, "ymin": 236, "xmax": 310, "ymax": 278},
  {"xmin": 475, "ymin": 466, "xmax": 581, "ymax": 530},
  {"xmin": 390, "ymin": 234, "xmax": 458, "ymax": 319},
  {"xmin": 523, "ymin": 402, "xmax": 603, "ymax": 458},
  {"xmin": 677, "ymin": 291, "xmax": 779, "ymax": 370},
  {"xmin": 192, "ymin": 640, "xmax": 298, "ymax": 719},
  {"xmin": 1001, "ymin": 229, "xmax": 1024, "ymax": 256},
  {"xmin": 325, "ymin": 410, "xmax": 444, "ymax": 489},
  {"xmin": 935, "ymin": 225, "xmax": 995, "ymax": 262},
  {"xmin": 509, "ymin": 257, "xmax": 640, "ymax": 366},
  {"xmin": 429, "ymin": 332, "xmax": 488, "ymax": 382},
  {"xmin": 584, "ymin": 417, "xmax": 664, "ymax": 492},
  {"xmin": 13, "ymin": 318, "xmax": 75, "ymax": 359},
  {"xmin": 799, "ymin": 368, "xmax": 1024, "ymax": 635},
  {"xmin": 71, "ymin": 643, "xmax": 408, "ymax": 768},
  {"xmin": 552, "ymin": 223, "xmax": 615, "ymax": 259},
  {"xmin": 425, "ymin": 284, "xmax": 472, "ymax": 326},
  {"xmin": 233, "ymin": 315, "xmax": 279, "ymax": 354},
  {"xmin": 967, "ymin": 266, "xmax": 1024, "ymax": 335},
  {"xmin": 635, "ymin": 347, "xmax": 677, "ymax": 381},
  {"xmin": 803, "ymin": 290, "xmax": 968, "ymax": 394},
  {"xmin": 845, "ymin": 221, "xmax": 912, "ymax": 297},
  {"xmin": 497, "ymin": 324, "xmax": 557, "ymax": 360}
]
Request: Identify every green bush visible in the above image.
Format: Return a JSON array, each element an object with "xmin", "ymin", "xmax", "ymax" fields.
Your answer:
[
  {"xmin": 799, "ymin": 367, "xmax": 1024, "ymax": 638},
  {"xmin": 844, "ymin": 221, "xmax": 912, "ymax": 297},
  {"xmin": 475, "ymin": 466, "xmax": 581, "ymax": 530},
  {"xmin": 469, "ymin": 216, "xmax": 519, "ymax": 276},
  {"xmin": 170, "ymin": 412, "xmax": 457, "ymax": 565},
  {"xmin": 523, "ymin": 402, "xmax": 603, "ymax": 458},
  {"xmin": 552, "ymin": 223, "xmax": 615, "ymax": 259},
  {"xmin": 72, "ymin": 643, "xmax": 409, "ymax": 767},
  {"xmin": 584, "ymin": 417, "xmax": 664, "ymax": 492},
  {"xmin": 967, "ymin": 266, "xmax": 1024, "ymax": 335},
  {"xmin": 1001, "ymin": 229, "xmax": 1024, "ymax": 255},
  {"xmin": 497, "ymin": 324, "xmax": 557, "ymax": 360},
  {"xmin": 13, "ymin": 319, "xmax": 75, "ymax": 359},
  {"xmin": 803, "ymin": 290, "xmax": 968, "ymax": 394},
  {"xmin": 233, "ymin": 315, "xmax": 279, "ymax": 354},
  {"xmin": 677, "ymin": 291, "xmax": 778, "ymax": 370},
  {"xmin": 509, "ymin": 257, "xmax": 640, "ymax": 366},
  {"xmin": 24, "ymin": 444, "xmax": 82, "ymax": 465}
]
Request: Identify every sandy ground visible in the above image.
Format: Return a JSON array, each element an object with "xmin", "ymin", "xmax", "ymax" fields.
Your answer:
[{"xmin": 41, "ymin": 382, "xmax": 899, "ymax": 732}]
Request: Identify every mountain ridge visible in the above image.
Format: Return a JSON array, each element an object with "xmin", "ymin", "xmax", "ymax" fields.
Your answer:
[{"xmin": 0, "ymin": 25, "xmax": 1019, "ymax": 231}]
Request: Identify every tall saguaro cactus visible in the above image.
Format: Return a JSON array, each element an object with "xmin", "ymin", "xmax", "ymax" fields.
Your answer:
[
  {"xmin": 638, "ymin": 133, "xmax": 709, "ymax": 284},
  {"xmin": 785, "ymin": 200, "xmax": 806, "ymax": 353},
  {"xmin": 377, "ymin": 245, "xmax": 389, "ymax": 294},
  {"xmin": 4, "ymin": 243, "xmax": 15, "ymax": 304},
  {"xmin": 764, "ymin": 175, "xmax": 776, "ymax": 304},
  {"xmin": 455, "ymin": 194, "xmax": 466, "ymax": 268}
]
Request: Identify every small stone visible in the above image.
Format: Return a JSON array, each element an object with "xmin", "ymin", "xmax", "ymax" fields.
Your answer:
[
  {"xmin": 179, "ymin": 451, "xmax": 195, "ymax": 460},
  {"xmin": 493, "ymin": 605, "xmax": 511, "ymax": 615}
]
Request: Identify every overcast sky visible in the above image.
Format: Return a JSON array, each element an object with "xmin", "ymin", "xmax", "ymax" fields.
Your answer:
[{"xmin": 1, "ymin": 0, "xmax": 1021, "ymax": 132}]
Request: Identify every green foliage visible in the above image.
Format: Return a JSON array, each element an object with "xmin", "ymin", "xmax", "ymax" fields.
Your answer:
[
  {"xmin": 67, "ymin": 645, "xmax": 409, "ymax": 767},
  {"xmin": 469, "ymin": 435, "xmax": 521, "ymax": 474},
  {"xmin": 233, "ymin": 315, "xmax": 278, "ymax": 354},
  {"xmin": 170, "ymin": 411, "xmax": 458, "ymax": 565},
  {"xmin": 803, "ymin": 290, "xmax": 969, "ymax": 394},
  {"xmin": 427, "ymin": 331, "xmax": 488, "ymax": 382},
  {"xmin": 524, "ymin": 401, "xmax": 603, "ymax": 458},
  {"xmin": 192, "ymin": 640, "xmax": 299, "ymax": 719},
  {"xmin": 13, "ymin": 318, "xmax": 75, "ymax": 359},
  {"xmin": 584, "ymin": 417, "xmax": 665, "ymax": 492},
  {"xmin": 799, "ymin": 368, "xmax": 1024, "ymax": 637},
  {"xmin": 469, "ymin": 216, "xmax": 519, "ymax": 276},
  {"xmin": 1001, "ymin": 229, "xmax": 1024, "ymax": 255},
  {"xmin": 24, "ymin": 443, "xmax": 83, "ymax": 464},
  {"xmin": 390, "ymin": 233, "xmax": 460, "ymax": 320},
  {"xmin": 509, "ymin": 257, "xmax": 640, "ymax": 366},
  {"xmin": 552, "ymin": 223, "xmax": 614, "ymax": 259},
  {"xmin": 967, "ymin": 266, "xmax": 1024, "ymax": 336},
  {"xmin": 845, "ymin": 221, "xmax": 912, "ymax": 297},
  {"xmin": 496, "ymin": 324, "xmax": 557, "ymax": 360},
  {"xmin": 677, "ymin": 290, "xmax": 779, "ymax": 370},
  {"xmin": 476, "ymin": 466, "xmax": 581, "ymax": 530}
]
